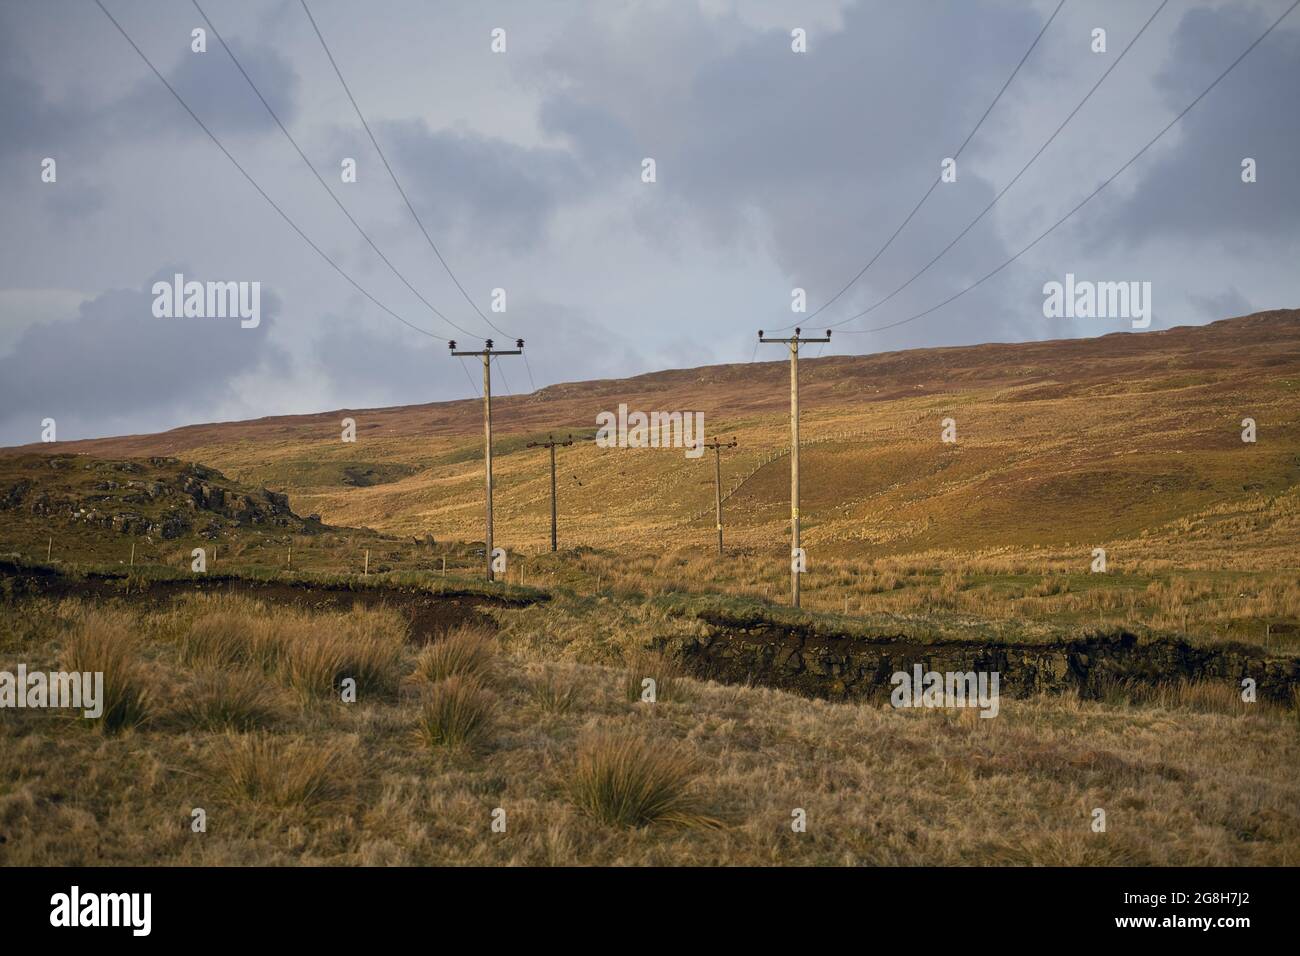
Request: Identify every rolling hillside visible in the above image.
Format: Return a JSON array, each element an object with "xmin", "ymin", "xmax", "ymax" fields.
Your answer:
[{"xmin": 11, "ymin": 310, "xmax": 1297, "ymax": 573}]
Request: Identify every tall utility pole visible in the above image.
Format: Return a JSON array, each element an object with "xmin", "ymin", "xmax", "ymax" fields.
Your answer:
[
  {"xmin": 526, "ymin": 434, "xmax": 573, "ymax": 553},
  {"xmin": 449, "ymin": 337, "xmax": 525, "ymax": 582},
  {"xmin": 757, "ymin": 327, "xmax": 831, "ymax": 608},
  {"xmin": 702, "ymin": 436, "xmax": 738, "ymax": 556}
]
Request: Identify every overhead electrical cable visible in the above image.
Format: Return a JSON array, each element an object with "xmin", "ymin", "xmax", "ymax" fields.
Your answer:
[
  {"xmin": 92, "ymin": 0, "xmax": 447, "ymax": 345},
  {"xmin": 771, "ymin": 0, "xmax": 1068, "ymax": 333},
  {"xmin": 821, "ymin": 0, "xmax": 1169, "ymax": 333},
  {"xmin": 834, "ymin": 0, "xmax": 1298, "ymax": 336},
  {"xmin": 299, "ymin": 0, "xmax": 538, "ymax": 392}
]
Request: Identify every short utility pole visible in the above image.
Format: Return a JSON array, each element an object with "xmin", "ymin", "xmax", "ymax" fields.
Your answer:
[
  {"xmin": 757, "ymin": 326, "xmax": 830, "ymax": 609},
  {"xmin": 449, "ymin": 337, "xmax": 524, "ymax": 582},
  {"xmin": 526, "ymin": 434, "xmax": 573, "ymax": 553},
  {"xmin": 702, "ymin": 436, "xmax": 738, "ymax": 556}
]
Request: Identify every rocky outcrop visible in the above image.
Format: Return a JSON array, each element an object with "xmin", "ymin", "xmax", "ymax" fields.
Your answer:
[{"xmin": 0, "ymin": 454, "xmax": 317, "ymax": 539}]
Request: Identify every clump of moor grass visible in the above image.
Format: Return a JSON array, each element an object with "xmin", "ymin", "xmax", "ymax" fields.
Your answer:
[
  {"xmin": 417, "ymin": 676, "xmax": 495, "ymax": 750},
  {"xmin": 61, "ymin": 610, "xmax": 150, "ymax": 733},
  {"xmin": 568, "ymin": 730, "xmax": 720, "ymax": 829}
]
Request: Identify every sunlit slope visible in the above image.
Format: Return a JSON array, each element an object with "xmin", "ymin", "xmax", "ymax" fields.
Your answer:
[{"xmin": 19, "ymin": 310, "xmax": 1300, "ymax": 564}]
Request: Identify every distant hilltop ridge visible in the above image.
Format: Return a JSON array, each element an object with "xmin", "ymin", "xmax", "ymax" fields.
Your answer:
[{"xmin": 4, "ymin": 308, "xmax": 1296, "ymax": 458}]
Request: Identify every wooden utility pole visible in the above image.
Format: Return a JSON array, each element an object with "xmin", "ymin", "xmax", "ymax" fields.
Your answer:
[
  {"xmin": 450, "ymin": 338, "xmax": 525, "ymax": 581},
  {"xmin": 702, "ymin": 436, "xmax": 738, "ymax": 555},
  {"xmin": 526, "ymin": 434, "xmax": 573, "ymax": 553},
  {"xmin": 758, "ymin": 327, "xmax": 830, "ymax": 608}
]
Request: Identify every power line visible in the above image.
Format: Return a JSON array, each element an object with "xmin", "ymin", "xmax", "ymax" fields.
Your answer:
[
  {"xmin": 823, "ymin": 0, "xmax": 1168, "ymax": 333},
  {"xmin": 192, "ymin": 0, "xmax": 489, "ymax": 340},
  {"xmin": 520, "ymin": 350, "xmax": 538, "ymax": 395},
  {"xmin": 298, "ymin": 3, "xmax": 514, "ymax": 337},
  {"xmin": 774, "ymin": 0, "xmax": 1067, "ymax": 333},
  {"xmin": 493, "ymin": 353, "xmax": 514, "ymax": 397},
  {"xmin": 90, "ymin": 0, "xmax": 446, "ymax": 343},
  {"xmin": 298, "ymin": 0, "xmax": 540, "ymax": 395},
  {"xmin": 836, "ymin": 0, "xmax": 1299, "ymax": 336},
  {"xmin": 456, "ymin": 356, "xmax": 480, "ymax": 397}
]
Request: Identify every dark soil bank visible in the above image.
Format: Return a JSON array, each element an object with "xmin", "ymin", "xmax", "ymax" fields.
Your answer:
[
  {"xmin": 666, "ymin": 615, "xmax": 1300, "ymax": 705},
  {"xmin": 1, "ymin": 564, "xmax": 540, "ymax": 641}
]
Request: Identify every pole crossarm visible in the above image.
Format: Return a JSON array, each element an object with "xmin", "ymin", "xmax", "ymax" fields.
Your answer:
[
  {"xmin": 450, "ymin": 336, "xmax": 524, "ymax": 357},
  {"xmin": 757, "ymin": 327, "xmax": 832, "ymax": 345},
  {"xmin": 526, "ymin": 435, "xmax": 574, "ymax": 450}
]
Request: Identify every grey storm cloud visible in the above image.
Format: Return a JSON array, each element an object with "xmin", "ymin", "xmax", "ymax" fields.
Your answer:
[
  {"xmin": 311, "ymin": 314, "xmax": 449, "ymax": 407},
  {"xmin": 42, "ymin": 181, "xmax": 109, "ymax": 226},
  {"xmin": 1082, "ymin": 2, "xmax": 1300, "ymax": 246},
  {"xmin": 529, "ymin": 0, "xmax": 1051, "ymax": 327},
  {"xmin": 538, "ymin": 96, "xmax": 639, "ymax": 171},
  {"xmin": 0, "ymin": 12, "xmax": 83, "ymax": 165},
  {"xmin": 380, "ymin": 119, "xmax": 588, "ymax": 253},
  {"xmin": 1190, "ymin": 286, "xmax": 1254, "ymax": 322},
  {"xmin": 0, "ymin": 0, "xmax": 1296, "ymax": 446},
  {"xmin": 312, "ymin": 298, "xmax": 649, "ymax": 408},
  {"xmin": 114, "ymin": 35, "xmax": 301, "ymax": 143},
  {"xmin": 0, "ymin": 3, "xmax": 297, "ymax": 155},
  {"xmin": 0, "ymin": 272, "xmax": 288, "ymax": 444}
]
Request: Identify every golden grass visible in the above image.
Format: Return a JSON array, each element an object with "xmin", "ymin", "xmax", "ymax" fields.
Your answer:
[
  {"xmin": 417, "ymin": 676, "xmax": 494, "ymax": 750},
  {"xmin": 170, "ymin": 669, "xmax": 284, "ymax": 732},
  {"xmin": 181, "ymin": 601, "xmax": 286, "ymax": 671},
  {"xmin": 218, "ymin": 732, "xmax": 346, "ymax": 808},
  {"xmin": 568, "ymin": 730, "xmax": 720, "ymax": 829},
  {"xmin": 1096, "ymin": 677, "xmax": 1288, "ymax": 718},
  {"xmin": 280, "ymin": 621, "xmax": 403, "ymax": 700},
  {"xmin": 529, "ymin": 671, "xmax": 578, "ymax": 715},
  {"xmin": 622, "ymin": 648, "xmax": 686, "ymax": 703},
  {"xmin": 3, "ymin": 593, "xmax": 1298, "ymax": 865},
  {"xmin": 181, "ymin": 598, "xmax": 405, "ymax": 700},
  {"xmin": 60, "ymin": 609, "xmax": 150, "ymax": 733},
  {"xmin": 414, "ymin": 624, "xmax": 497, "ymax": 684},
  {"xmin": 524, "ymin": 546, "xmax": 1300, "ymax": 650},
  {"xmin": 5, "ymin": 316, "xmax": 1298, "ymax": 861}
]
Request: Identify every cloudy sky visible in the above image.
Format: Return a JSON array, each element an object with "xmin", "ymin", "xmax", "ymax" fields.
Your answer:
[{"xmin": 1, "ymin": 0, "xmax": 1297, "ymax": 445}]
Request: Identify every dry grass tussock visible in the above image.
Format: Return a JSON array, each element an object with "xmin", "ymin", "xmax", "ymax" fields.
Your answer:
[
  {"xmin": 60, "ymin": 608, "xmax": 150, "ymax": 733},
  {"xmin": 181, "ymin": 597, "xmax": 405, "ymax": 699},
  {"xmin": 529, "ymin": 669, "xmax": 578, "ymax": 714},
  {"xmin": 170, "ymin": 669, "xmax": 285, "ymax": 732},
  {"xmin": 417, "ymin": 675, "xmax": 495, "ymax": 750},
  {"xmin": 413, "ymin": 624, "xmax": 497, "ymax": 684},
  {"xmin": 218, "ymin": 732, "xmax": 350, "ymax": 808},
  {"xmin": 568, "ymin": 730, "xmax": 722, "ymax": 829},
  {"xmin": 622, "ymin": 647, "xmax": 686, "ymax": 703},
  {"xmin": 1096, "ymin": 677, "xmax": 1296, "ymax": 719}
]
